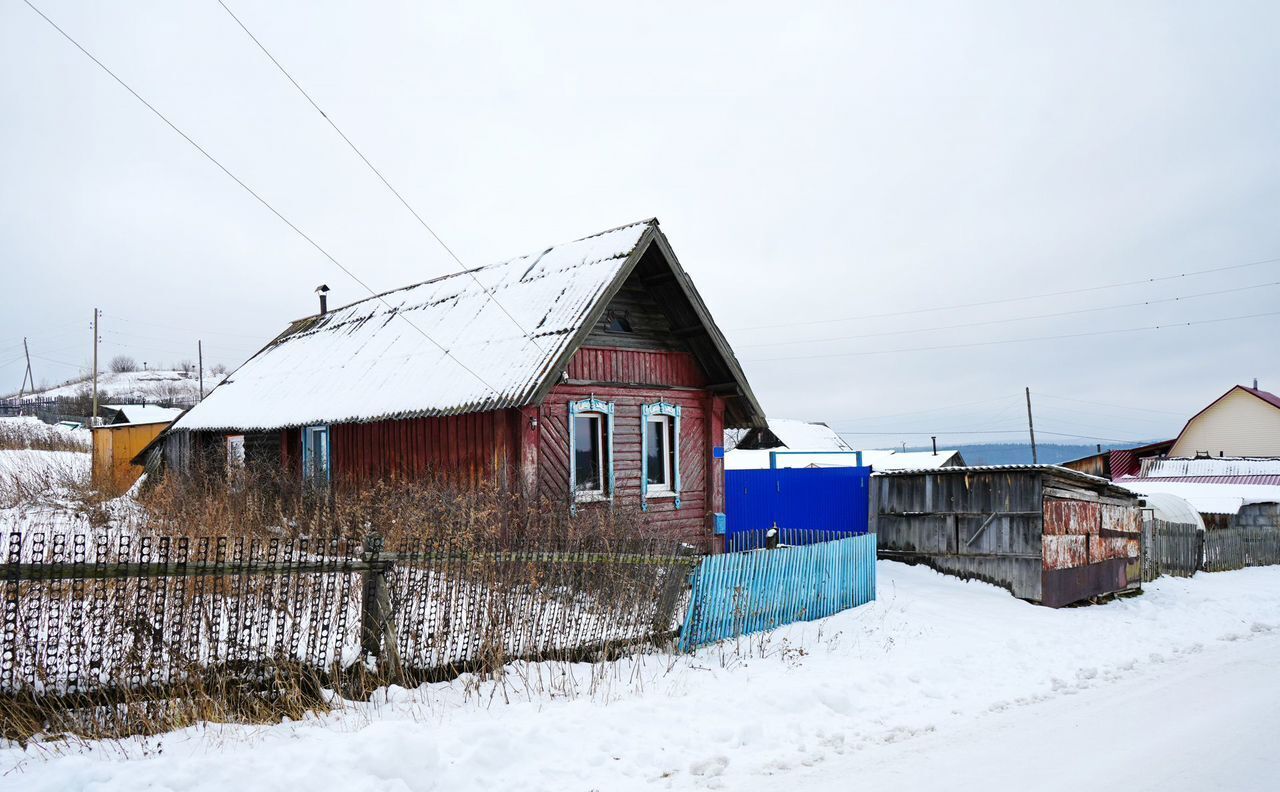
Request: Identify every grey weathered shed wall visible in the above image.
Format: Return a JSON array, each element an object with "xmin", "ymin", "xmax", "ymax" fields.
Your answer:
[
  {"xmin": 874, "ymin": 470, "xmax": 1046, "ymax": 600},
  {"xmin": 873, "ymin": 466, "xmax": 1143, "ymax": 606}
]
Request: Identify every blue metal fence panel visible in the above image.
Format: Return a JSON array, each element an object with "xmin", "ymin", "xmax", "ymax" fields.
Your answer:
[
  {"xmin": 679, "ymin": 534, "xmax": 877, "ymax": 651},
  {"xmin": 725, "ymin": 467, "xmax": 870, "ymax": 546}
]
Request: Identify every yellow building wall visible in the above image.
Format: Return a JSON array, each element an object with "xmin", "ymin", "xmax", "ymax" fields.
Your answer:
[
  {"xmin": 92, "ymin": 422, "xmax": 169, "ymax": 495},
  {"xmin": 1170, "ymin": 388, "xmax": 1280, "ymax": 457}
]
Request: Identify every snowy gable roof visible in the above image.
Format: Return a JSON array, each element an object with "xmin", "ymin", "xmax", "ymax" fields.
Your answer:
[
  {"xmin": 171, "ymin": 219, "xmax": 764, "ymax": 433},
  {"xmin": 760, "ymin": 419, "xmax": 853, "ymax": 451}
]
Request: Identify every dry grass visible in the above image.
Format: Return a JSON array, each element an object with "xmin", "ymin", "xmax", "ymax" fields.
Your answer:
[
  {"xmin": 2, "ymin": 471, "xmax": 692, "ymax": 745},
  {"xmin": 0, "ymin": 418, "xmax": 90, "ymax": 453}
]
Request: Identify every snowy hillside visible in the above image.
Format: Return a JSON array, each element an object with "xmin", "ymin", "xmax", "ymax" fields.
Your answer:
[{"xmin": 8, "ymin": 369, "xmax": 217, "ymax": 405}]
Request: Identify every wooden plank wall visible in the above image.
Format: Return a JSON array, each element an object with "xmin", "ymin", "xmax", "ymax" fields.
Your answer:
[
  {"xmin": 330, "ymin": 411, "xmax": 517, "ymax": 488},
  {"xmin": 539, "ymin": 379, "xmax": 724, "ymax": 547},
  {"xmin": 566, "ymin": 346, "xmax": 707, "ymax": 388}
]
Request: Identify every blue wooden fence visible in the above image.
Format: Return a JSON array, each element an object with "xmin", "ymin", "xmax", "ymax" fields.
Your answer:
[
  {"xmin": 724, "ymin": 467, "xmax": 871, "ymax": 548},
  {"xmin": 679, "ymin": 534, "xmax": 877, "ymax": 651}
]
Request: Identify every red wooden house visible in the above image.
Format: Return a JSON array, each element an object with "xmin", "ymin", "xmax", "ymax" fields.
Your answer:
[{"xmin": 150, "ymin": 219, "xmax": 766, "ymax": 547}]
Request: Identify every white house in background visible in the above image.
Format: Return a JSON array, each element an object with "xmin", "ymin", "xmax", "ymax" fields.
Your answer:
[
  {"xmin": 1169, "ymin": 384, "xmax": 1280, "ymax": 458},
  {"xmin": 726, "ymin": 418, "xmax": 859, "ymax": 470}
]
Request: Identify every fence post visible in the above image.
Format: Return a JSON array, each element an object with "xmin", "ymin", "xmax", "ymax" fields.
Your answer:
[{"xmin": 360, "ymin": 533, "xmax": 402, "ymax": 681}]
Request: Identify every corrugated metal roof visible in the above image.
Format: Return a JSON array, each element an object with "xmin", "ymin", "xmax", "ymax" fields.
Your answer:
[
  {"xmin": 1122, "ymin": 474, "xmax": 1280, "ymax": 485},
  {"xmin": 173, "ymin": 220, "xmax": 655, "ymax": 432},
  {"xmin": 1139, "ymin": 457, "xmax": 1280, "ymax": 477},
  {"xmin": 872, "ymin": 463, "xmax": 1113, "ymax": 485}
]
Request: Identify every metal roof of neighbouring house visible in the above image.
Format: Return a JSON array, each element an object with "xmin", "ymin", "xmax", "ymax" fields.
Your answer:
[{"xmin": 168, "ymin": 219, "xmax": 765, "ymax": 433}]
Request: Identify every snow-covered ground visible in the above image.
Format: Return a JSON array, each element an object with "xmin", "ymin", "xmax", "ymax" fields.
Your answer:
[{"xmin": 4, "ymin": 562, "xmax": 1277, "ymax": 791}]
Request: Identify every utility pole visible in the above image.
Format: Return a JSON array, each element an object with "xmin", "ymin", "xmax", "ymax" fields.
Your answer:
[
  {"xmin": 198, "ymin": 339, "xmax": 204, "ymax": 399},
  {"xmin": 1025, "ymin": 386, "xmax": 1038, "ymax": 464},
  {"xmin": 91, "ymin": 308, "xmax": 100, "ymax": 424},
  {"xmin": 18, "ymin": 338, "xmax": 33, "ymax": 399}
]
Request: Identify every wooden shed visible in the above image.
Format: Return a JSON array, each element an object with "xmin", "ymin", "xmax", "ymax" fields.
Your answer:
[
  {"xmin": 873, "ymin": 465, "xmax": 1143, "ymax": 607},
  {"xmin": 140, "ymin": 219, "xmax": 766, "ymax": 550},
  {"xmin": 92, "ymin": 420, "xmax": 172, "ymax": 495}
]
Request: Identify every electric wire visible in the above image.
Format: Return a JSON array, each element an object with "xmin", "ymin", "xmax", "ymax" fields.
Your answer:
[
  {"xmin": 214, "ymin": 0, "xmax": 544, "ymax": 353},
  {"xmin": 745, "ymin": 309, "xmax": 1280, "ymax": 362},
  {"xmin": 21, "ymin": 0, "xmax": 502, "ymax": 398},
  {"xmin": 738, "ymin": 279, "xmax": 1280, "ymax": 349},
  {"xmin": 732, "ymin": 255, "xmax": 1280, "ymax": 332}
]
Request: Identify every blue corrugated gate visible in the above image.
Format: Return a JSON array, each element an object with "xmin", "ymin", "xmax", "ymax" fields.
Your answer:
[{"xmin": 725, "ymin": 467, "xmax": 871, "ymax": 549}]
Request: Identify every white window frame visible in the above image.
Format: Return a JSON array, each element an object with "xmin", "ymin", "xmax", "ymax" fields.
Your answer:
[
  {"xmin": 302, "ymin": 425, "xmax": 331, "ymax": 487},
  {"xmin": 645, "ymin": 415, "xmax": 675, "ymax": 494},
  {"xmin": 641, "ymin": 402, "xmax": 681, "ymax": 511},
  {"xmin": 568, "ymin": 398, "xmax": 614, "ymax": 505}
]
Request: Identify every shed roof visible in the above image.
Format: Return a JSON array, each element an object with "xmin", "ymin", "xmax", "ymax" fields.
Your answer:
[
  {"xmin": 169, "ymin": 219, "xmax": 764, "ymax": 433},
  {"xmin": 103, "ymin": 404, "xmax": 184, "ymax": 426},
  {"xmin": 759, "ymin": 419, "xmax": 853, "ymax": 451},
  {"xmin": 873, "ymin": 463, "xmax": 1122, "ymax": 489}
]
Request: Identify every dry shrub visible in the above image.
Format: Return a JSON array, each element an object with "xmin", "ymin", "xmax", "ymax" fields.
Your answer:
[{"xmin": 0, "ymin": 419, "xmax": 90, "ymax": 453}]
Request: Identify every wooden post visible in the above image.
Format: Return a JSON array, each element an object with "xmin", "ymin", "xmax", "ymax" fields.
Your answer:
[
  {"xmin": 359, "ymin": 533, "xmax": 401, "ymax": 680},
  {"xmin": 1025, "ymin": 387, "xmax": 1038, "ymax": 464},
  {"xmin": 18, "ymin": 337, "xmax": 33, "ymax": 399},
  {"xmin": 91, "ymin": 308, "xmax": 99, "ymax": 424}
]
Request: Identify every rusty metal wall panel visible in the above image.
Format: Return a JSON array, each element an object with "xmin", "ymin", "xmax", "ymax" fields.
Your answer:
[
  {"xmin": 1043, "ymin": 535, "xmax": 1088, "ymax": 570},
  {"xmin": 1043, "ymin": 499, "xmax": 1099, "ymax": 537},
  {"xmin": 1041, "ymin": 558, "xmax": 1129, "ymax": 608}
]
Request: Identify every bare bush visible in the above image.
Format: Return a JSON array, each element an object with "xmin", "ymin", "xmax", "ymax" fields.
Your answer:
[
  {"xmin": 0, "ymin": 418, "xmax": 91, "ymax": 453},
  {"xmin": 109, "ymin": 355, "xmax": 138, "ymax": 373}
]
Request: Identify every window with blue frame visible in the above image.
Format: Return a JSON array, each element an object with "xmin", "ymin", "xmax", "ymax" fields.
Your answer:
[
  {"xmin": 302, "ymin": 425, "xmax": 330, "ymax": 486},
  {"xmin": 568, "ymin": 398, "xmax": 614, "ymax": 502},
  {"xmin": 641, "ymin": 402, "xmax": 680, "ymax": 510}
]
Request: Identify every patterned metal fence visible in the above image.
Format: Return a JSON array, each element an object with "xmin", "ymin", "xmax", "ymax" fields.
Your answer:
[
  {"xmin": 0, "ymin": 531, "xmax": 693, "ymax": 738},
  {"xmin": 1204, "ymin": 526, "xmax": 1280, "ymax": 572},
  {"xmin": 679, "ymin": 534, "xmax": 876, "ymax": 651}
]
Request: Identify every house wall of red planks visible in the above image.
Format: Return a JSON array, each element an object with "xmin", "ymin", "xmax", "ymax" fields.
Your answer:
[
  {"xmin": 539, "ymin": 384, "xmax": 724, "ymax": 550},
  {"xmin": 327, "ymin": 410, "xmax": 518, "ymax": 489},
  {"xmin": 565, "ymin": 346, "xmax": 707, "ymax": 388}
]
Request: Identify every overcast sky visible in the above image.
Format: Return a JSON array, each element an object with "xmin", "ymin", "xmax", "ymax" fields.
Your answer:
[{"xmin": 2, "ymin": 0, "xmax": 1277, "ymax": 448}]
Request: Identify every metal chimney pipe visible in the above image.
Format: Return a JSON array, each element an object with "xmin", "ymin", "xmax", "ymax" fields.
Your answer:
[
  {"xmin": 931, "ymin": 436, "xmax": 937, "ymax": 455},
  {"xmin": 316, "ymin": 284, "xmax": 330, "ymax": 315}
]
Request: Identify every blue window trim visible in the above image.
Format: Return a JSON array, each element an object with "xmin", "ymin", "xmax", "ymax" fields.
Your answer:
[
  {"xmin": 302, "ymin": 424, "xmax": 332, "ymax": 487},
  {"xmin": 568, "ymin": 397, "xmax": 614, "ymax": 510},
  {"xmin": 640, "ymin": 401, "xmax": 681, "ymax": 511}
]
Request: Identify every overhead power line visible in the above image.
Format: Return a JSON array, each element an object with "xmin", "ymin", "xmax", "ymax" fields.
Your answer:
[
  {"xmin": 214, "ymin": 1, "xmax": 543, "ymax": 352},
  {"xmin": 1032, "ymin": 392, "xmax": 1186, "ymax": 417},
  {"xmin": 22, "ymin": 0, "xmax": 501, "ymax": 398},
  {"xmin": 833, "ymin": 428, "xmax": 1143, "ymax": 444},
  {"xmin": 739, "ymin": 279, "xmax": 1280, "ymax": 350},
  {"xmin": 745, "ymin": 309, "xmax": 1280, "ymax": 363},
  {"xmin": 732, "ymin": 255, "xmax": 1280, "ymax": 333}
]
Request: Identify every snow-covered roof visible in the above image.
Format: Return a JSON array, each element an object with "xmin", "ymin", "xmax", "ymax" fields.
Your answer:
[
  {"xmin": 171, "ymin": 219, "xmax": 763, "ymax": 433},
  {"xmin": 862, "ymin": 449, "xmax": 963, "ymax": 471},
  {"xmin": 103, "ymin": 404, "xmax": 184, "ymax": 426},
  {"xmin": 739, "ymin": 419, "xmax": 852, "ymax": 451},
  {"xmin": 1137, "ymin": 492, "xmax": 1206, "ymax": 531},
  {"xmin": 1113, "ymin": 477, "xmax": 1280, "ymax": 515},
  {"xmin": 1138, "ymin": 457, "xmax": 1280, "ymax": 477}
]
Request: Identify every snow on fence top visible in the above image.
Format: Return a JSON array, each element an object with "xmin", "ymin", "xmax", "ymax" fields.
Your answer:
[{"xmin": 174, "ymin": 220, "xmax": 656, "ymax": 432}]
